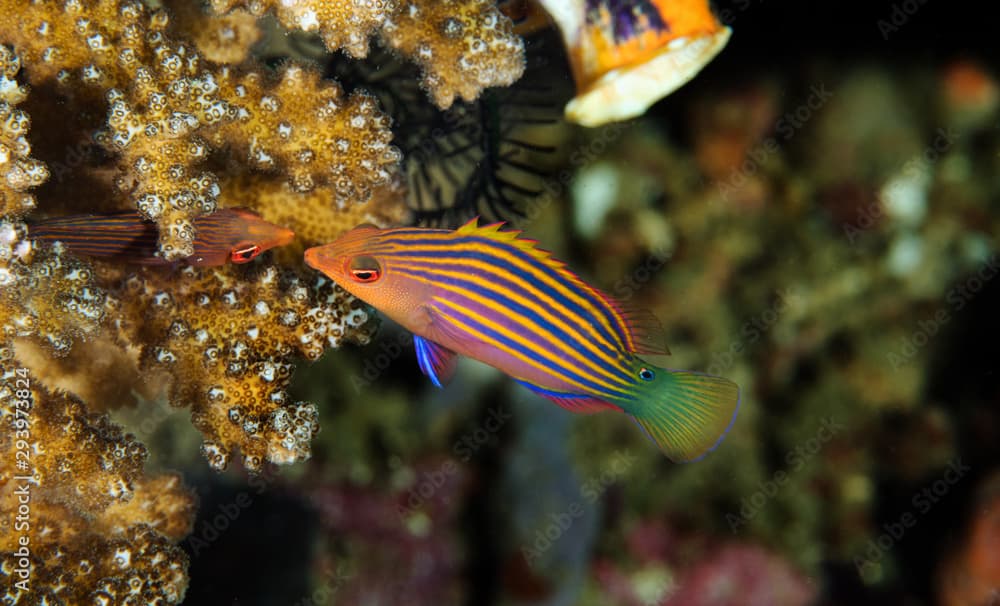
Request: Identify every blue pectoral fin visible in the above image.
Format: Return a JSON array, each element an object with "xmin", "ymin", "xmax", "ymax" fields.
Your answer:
[
  {"xmin": 414, "ymin": 335, "xmax": 458, "ymax": 388},
  {"xmin": 514, "ymin": 380, "xmax": 619, "ymax": 415}
]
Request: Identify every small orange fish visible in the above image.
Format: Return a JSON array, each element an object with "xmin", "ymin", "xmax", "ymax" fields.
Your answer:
[
  {"xmin": 305, "ymin": 220, "xmax": 739, "ymax": 462},
  {"xmin": 28, "ymin": 208, "xmax": 294, "ymax": 266}
]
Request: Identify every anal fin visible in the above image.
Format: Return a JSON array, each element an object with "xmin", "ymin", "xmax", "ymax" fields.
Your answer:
[
  {"xmin": 414, "ymin": 335, "xmax": 458, "ymax": 388},
  {"xmin": 515, "ymin": 380, "xmax": 620, "ymax": 415}
]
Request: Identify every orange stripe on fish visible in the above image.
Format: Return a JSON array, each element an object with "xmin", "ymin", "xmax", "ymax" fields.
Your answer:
[
  {"xmin": 304, "ymin": 219, "xmax": 740, "ymax": 462},
  {"xmin": 391, "ymin": 263, "xmax": 637, "ymax": 392},
  {"xmin": 430, "ymin": 296, "xmax": 629, "ymax": 399},
  {"xmin": 368, "ymin": 231, "xmax": 643, "ymax": 355},
  {"xmin": 392, "ymin": 256, "xmax": 623, "ymax": 354}
]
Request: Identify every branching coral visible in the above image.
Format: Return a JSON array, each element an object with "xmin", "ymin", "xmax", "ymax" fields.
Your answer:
[
  {"xmin": 2, "ymin": 0, "xmax": 402, "ymax": 260},
  {"xmin": 112, "ymin": 263, "xmax": 379, "ymax": 472},
  {"xmin": 323, "ymin": 43, "xmax": 565, "ymax": 226},
  {"xmin": 210, "ymin": 0, "xmax": 525, "ymax": 110},
  {"xmin": 0, "ymin": 0, "xmax": 126, "ymax": 100},
  {"xmin": 0, "ymin": 221, "xmax": 108, "ymax": 359},
  {"xmin": 1, "ymin": 0, "xmax": 411, "ymax": 473},
  {"xmin": 101, "ymin": 59, "xmax": 229, "ymax": 260},
  {"xmin": 164, "ymin": 1, "xmax": 261, "ymax": 65},
  {"xmin": 212, "ymin": 64, "xmax": 400, "ymax": 200},
  {"xmin": 2, "ymin": 0, "xmax": 522, "ymax": 260},
  {"xmin": 210, "ymin": 0, "xmax": 396, "ymax": 59},
  {"xmin": 2, "ymin": 0, "xmax": 229, "ymax": 258},
  {"xmin": 0, "ymin": 45, "xmax": 48, "ymax": 220},
  {"xmin": 0, "ymin": 378, "xmax": 195, "ymax": 604},
  {"xmin": 0, "ymin": 0, "xmax": 532, "ymax": 600},
  {"xmin": 380, "ymin": 0, "xmax": 525, "ymax": 109},
  {"xmin": 11, "ymin": 335, "xmax": 155, "ymax": 412},
  {"xmin": 102, "ymin": 474, "xmax": 196, "ymax": 540}
]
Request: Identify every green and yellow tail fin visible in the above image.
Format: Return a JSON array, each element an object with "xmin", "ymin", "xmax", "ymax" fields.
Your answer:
[{"xmin": 631, "ymin": 370, "xmax": 740, "ymax": 462}]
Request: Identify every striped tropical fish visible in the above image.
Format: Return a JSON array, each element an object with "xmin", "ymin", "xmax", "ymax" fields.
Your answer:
[
  {"xmin": 304, "ymin": 219, "xmax": 740, "ymax": 462},
  {"xmin": 28, "ymin": 208, "xmax": 295, "ymax": 267}
]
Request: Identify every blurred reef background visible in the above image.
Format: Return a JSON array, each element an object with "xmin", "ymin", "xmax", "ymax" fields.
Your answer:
[{"xmin": 2, "ymin": 0, "xmax": 999, "ymax": 605}]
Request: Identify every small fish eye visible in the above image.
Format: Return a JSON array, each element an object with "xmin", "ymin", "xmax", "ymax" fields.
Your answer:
[
  {"xmin": 639, "ymin": 367, "xmax": 655, "ymax": 381},
  {"xmin": 231, "ymin": 244, "xmax": 262, "ymax": 263},
  {"xmin": 349, "ymin": 255, "xmax": 382, "ymax": 283}
]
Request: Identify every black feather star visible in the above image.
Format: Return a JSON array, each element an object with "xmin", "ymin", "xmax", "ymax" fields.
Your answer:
[{"xmin": 324, "ymin": 33, "xmax": 571, "ymax": 229}]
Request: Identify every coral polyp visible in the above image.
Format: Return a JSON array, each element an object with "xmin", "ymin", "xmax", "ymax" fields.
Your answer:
[
  {"xmin": 210, "ymin": 0, "xmax": 396, "ymax": 59},
  {"xmin": 211, "ymin": 64, "xmax": 401, "ymax": 200},
  {"xmin": 380, "ymin": 0, "xmax": 526, "ymax": 109},
  {"xmin": 0, "ymin": 45, "xmax": 48, "ymax": 219},
  {"xmin": 1, "ymin": 222, "xmax": 109, "ymax": 359}
]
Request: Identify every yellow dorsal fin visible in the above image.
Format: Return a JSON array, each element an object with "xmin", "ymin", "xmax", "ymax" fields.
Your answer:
[{"xmin": 455, "ymin": 217, "xmax": 568, "ymax": 270}]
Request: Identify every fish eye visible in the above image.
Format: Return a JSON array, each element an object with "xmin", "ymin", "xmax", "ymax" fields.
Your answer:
[
  {"xmin": 231, "ymin": 243, "xmax": 262, "ymax": 263},
  {"xmin": 638, "ymin": 367, "xmax": 655, "ymax": 382},
  {"xmin": 349, "ymin": 255, "xmax": 382, "ymax": 283}
]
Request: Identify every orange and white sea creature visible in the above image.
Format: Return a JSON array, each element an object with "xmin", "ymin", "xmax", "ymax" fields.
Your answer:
[{"xmin": 536, "ymin": 0, "xmax": 731, "ymax": 126}]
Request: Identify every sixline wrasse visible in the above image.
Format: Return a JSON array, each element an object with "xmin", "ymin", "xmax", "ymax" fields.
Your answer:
[
  {"xmin": 28, "ymin": 208, "xmax": 295, "ymax": 267},
  {"xmin": 304, "ymin": 220, "xmax": 739, "ymax": 462}
]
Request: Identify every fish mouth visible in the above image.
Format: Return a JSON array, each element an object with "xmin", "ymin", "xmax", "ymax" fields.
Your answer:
[
  {"xmin": 303, "ymin": 246, "xmax": 321, "ymax": 271},
  {"xmin": 304, "ymin": 244, "xmax": 338, "ymax": 273}
]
